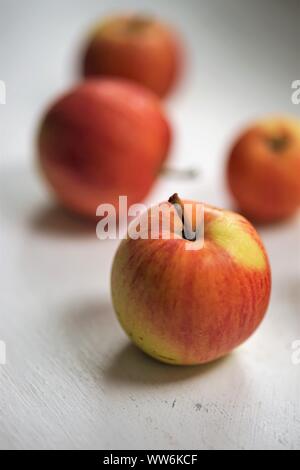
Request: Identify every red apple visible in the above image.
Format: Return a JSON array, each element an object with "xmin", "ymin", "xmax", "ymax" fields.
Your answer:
[
  {"xmin": 227, "ymin": 116, "xmax": 300, "ymax": 223},
  {"xmin": 37, "ymin": 79, "xmax": 171, "ymax": 218},
  {"xmin": 82, "ymin": 14, "xmax": 181, "ymax": 98},
  {"xmin": 111, "ymin": 194, "xmax": 271, "ymax": 365}
]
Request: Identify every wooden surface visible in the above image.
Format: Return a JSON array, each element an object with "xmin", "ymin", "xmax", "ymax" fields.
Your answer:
[{"xmin": 0, "ymin": 0, "xmax": 300, "ymax": 450}]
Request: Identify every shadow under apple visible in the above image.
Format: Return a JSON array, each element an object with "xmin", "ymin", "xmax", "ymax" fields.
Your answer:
[
  {"xmin": 61, "ymin": 296, "xmax": 232, "ymax": 388},
  {"xmin": 0, "ymin": 165, "xmax": 97, "ymax": 238},
  {"xmin": 29, "ymin": 203, "xmax": 96, "ymax": 238},
  {"xmin": 103, "ymin": 343, "xmax": 232, "ymax": 388}
]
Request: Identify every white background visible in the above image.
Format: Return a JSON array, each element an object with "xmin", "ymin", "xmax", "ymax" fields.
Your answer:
[{"xmin": 0, "ymin": 0, "xmax": 300, "ymax": 449}]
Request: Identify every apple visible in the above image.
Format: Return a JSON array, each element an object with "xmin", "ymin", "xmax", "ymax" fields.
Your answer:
[
  {"xmin": 111, "ymin": 194, "xmax": 271, "ymax": 365},
  {"xmin": 227, "ymin": 116, "xmax": 300, "ymax": 223},
  {"xmin": 37, "ymin": 78, "xmax": 171, "ymax": 218},
  {"xmin": 81, "ymin": 14, "xmax": 181, "ymax": 98}
]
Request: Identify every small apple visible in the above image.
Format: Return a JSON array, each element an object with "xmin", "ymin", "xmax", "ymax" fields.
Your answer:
[
  {"xmin": 111, "ymin": 194, "xmax": 271, "ymax": 365},
  {"xmin": 37, "ymin": 79, "xmax": 171, "ymax": 218},
  {"xmin": 82, "ymin": 14, "xmax": 181, "ymax": 98},
  {"xmin": 227, "ymin": 116, "xmax": 300, "ymax": 223}
]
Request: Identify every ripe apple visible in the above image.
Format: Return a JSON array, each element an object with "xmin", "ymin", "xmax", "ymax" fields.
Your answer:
[
  {"xmin": 37, "ymin": 79, "xmax": 171, "ymax": 218},
  {"xmin": 111, "ymin": 194, "xmax": 271, "ymax": 365},
  {"xmin": 81, "ymin": 14, "xmax": 181, "ymax": 98},
  {"xmin": 227, "ymin": 116, "xmax": 300, "ymax": 223}
]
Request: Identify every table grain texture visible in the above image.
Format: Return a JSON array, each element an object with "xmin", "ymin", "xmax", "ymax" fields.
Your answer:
[{"xmin": 0, "ymin": 0, "xmax": 299, "ymax": 450}]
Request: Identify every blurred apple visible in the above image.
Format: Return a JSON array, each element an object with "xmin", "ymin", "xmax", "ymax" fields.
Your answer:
[
  {"xmin": 111, "ymin": 194, "xmax": 271, "ymax": 365},
  {"xmin": 37, "ymin": 79, "xmax": 171, "ymax": 218},
  {"xmin": 81, "ymin": 14, "xmax": 181, "ymax": 98},
  {"xmin": 227, "ymin": 116, "xmax": 300, "ymax": 223}
]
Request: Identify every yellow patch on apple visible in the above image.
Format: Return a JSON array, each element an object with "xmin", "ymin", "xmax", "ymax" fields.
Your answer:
[{"xmin": 206, "ymin": 213, "xmax": 267, "ymax": 271}]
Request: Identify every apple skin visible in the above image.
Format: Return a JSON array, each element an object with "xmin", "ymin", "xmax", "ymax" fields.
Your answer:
[
  {"xmin": 82, "ymin": 14, "xmax": 181, "ymax": 98},
  {"xmin": 37, "ymin": 79, "xmax": 171, "ymax": 218},
  {"xmin": 227, "ymin": 117, "xmax": 300, "ymax": 223},
  {"xmin": 111, "ymin": 199, "xmax": 271, "ymax": 365}
]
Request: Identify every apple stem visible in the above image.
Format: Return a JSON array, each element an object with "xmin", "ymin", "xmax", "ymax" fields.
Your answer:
[
  {"xmin": 267, "ymin": 136, "xmax": 288, "ymax": 153},
  {"xmin": 168, "ymin": 193, "xmax": 196, "ymax": 241},
  {"xmin": 127, "ymin": 15, "xmax": 153, "ymax": 32},
  {"xmin": 161, "ymin": 167, "xmax": 200, "ymax": 180}
]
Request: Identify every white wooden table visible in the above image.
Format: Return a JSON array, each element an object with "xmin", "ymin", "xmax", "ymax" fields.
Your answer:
[{"xmin": 0, "ymin": 0, "xmax": 299, "ymax": 450}]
